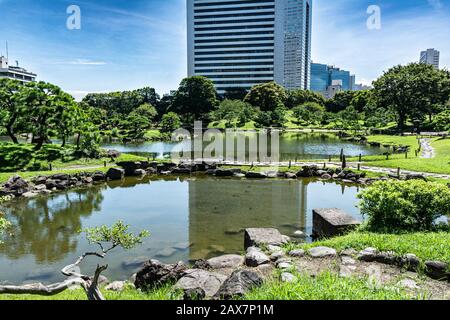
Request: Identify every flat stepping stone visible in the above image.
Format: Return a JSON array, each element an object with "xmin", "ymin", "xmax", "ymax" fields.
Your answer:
[
  {"xmin": 244, "ymin": 228, "xmax": 288, "ymax": 249},
  {"xmin": 281, "ymin": 272, "xmax": 298, "ymax": 283},
  {"xmin": 313, "ymin": 208, "xmax": 360, "ymax": 238},
  {"xmin": 174, "ymin": 269, "xmax": 227, "ymax": 298},
  {"xmin": 289, "ymin": 249, "xmax": 305, "ymax": 257},
  {"xmin": 308, "ymin": 246, "xmax": 337, "ymax": 258},
  {"xmin": 206, "ymin": 255, "xmax": 244, "ymax": 269}
]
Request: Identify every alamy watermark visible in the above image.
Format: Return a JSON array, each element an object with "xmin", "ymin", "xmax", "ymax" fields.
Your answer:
[
  {"xmin": 171, "ymin": 122, "xmax": 280, "ymax": 165},
  {"xmin": 67, "ymin": 5, "xmax": 81, "ymax": 30},
  {"xmin": 367, "ymin": 5, "xmax": 382, "ymax": 30}
]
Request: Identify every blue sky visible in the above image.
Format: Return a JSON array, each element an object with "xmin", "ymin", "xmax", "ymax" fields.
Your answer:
[{"xmin": 0, "ymin": 0, "xmax": 449, "ymax": 100}]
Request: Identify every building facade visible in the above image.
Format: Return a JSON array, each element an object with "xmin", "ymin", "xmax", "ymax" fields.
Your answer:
[
  {"xmin": 187, "ymin": 0, "xmax": 313, "ymax": 95},
  {"xmin": 420, "ymin": 48, "xmax": 440, "ymax": 69},
  {"xmin": 310, "ymin": 62, "xmax": 354, "ymax": 98},
  {"xmin": 0, "ymin": 56, "xmax": 37, "ymax": 84}
]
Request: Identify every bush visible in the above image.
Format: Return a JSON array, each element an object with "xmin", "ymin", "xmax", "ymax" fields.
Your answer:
[{"xmin": 358, "ymin": 180, "xmax": 450, "ymax": 233}]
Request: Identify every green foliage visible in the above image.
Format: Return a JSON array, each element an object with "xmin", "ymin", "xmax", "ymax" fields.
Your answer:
[
  {"xmin": 358, "ymin": 180, "xmax": 450, "ymax": 232},
  {"xmin": 0, "ymin": 79, "xmax": 23, "ymax": 144},
  {"xmin": 325, "ymin": 91, "xmax": 356, "ymax": 113},
  {"xmin": 431, "ymin": 109, "xmax": 450, "ymax": 131},
  {"xmin": 83, "ymin": 221, "xmax": 150, "ymax": 250},
  {"xmin": 172, "ymin": 76, "xmax": 218, "ymax": 121},
  {"xmin": 245, "ymin": 271, "xmax": 414, "ymax": 300},
  {"xmin": 130, "ymin": 103, "xmax": 158, "ymax": 123},
  {"xmin": 222, "ymin": 87, "xmax": 248, "ymax": 101},
  {"xmin": 210, "ymin": 99, "xmax": 257, "ymax": 128},
  {"xmin": 292, "ymin": 102, "xmax": 325, "ymax": 125},
  {"xmin": 160, "ymin": 112, "xmax": 182, "ymax": 133},
  {"xmin": 244, "ymin": 82, "xmax": 287, "ymax": 112},
  {"xmin": 373, "ymin": 63, "xmax": 450, "ymax": 129},
  {"xmin": 0, "ymin": 196, "xmax": 12, "ymax": 244},
  {"xmin": 286, "ymin": 89, "xmax": 326, "ymax": 109}
]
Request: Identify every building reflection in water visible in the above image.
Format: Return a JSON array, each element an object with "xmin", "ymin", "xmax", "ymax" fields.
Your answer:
[{"xmin": 188, "ymin": 178, "xmax": 308, "ymax": 261}]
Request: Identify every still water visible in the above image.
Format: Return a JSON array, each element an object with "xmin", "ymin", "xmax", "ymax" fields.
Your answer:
[
  {"xmin": 100, "ymin": 132, "xmax": 386, "ymax": 161},
  {"xmin": 0, "ymin": 176, "xmax": 363, "ymax": 284}
]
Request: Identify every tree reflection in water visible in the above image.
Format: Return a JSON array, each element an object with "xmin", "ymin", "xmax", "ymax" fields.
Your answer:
[{"xmin": 0, "ymin": 186, "xmax": 105, "ymax": 263}]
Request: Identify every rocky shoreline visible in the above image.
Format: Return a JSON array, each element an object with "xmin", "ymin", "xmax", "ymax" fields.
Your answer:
[
  {"xmin": 1, "ymin": 160, "xmax": 429, "ymax": 200},
  {"xmin": 110, "ymin": 228, "xmax": 450, "ymax": 300}
]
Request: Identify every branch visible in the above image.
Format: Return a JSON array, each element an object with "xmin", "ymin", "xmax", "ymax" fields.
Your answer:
[
  {"xmin": 61, "ymin": 252, "xmax": 104, "ymax": 278},
  {"xmin": 0, "ymin": 278, "xmax": 86, "ymax": 296}
]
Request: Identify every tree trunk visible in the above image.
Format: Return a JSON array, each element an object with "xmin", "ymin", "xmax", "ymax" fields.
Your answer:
[
  {"xmin": 34, "ymin": 137, "xmax": 45, "ymax": 151},
  {"xmin": 0, "ymin": 278, "xmax": 86, "ymax": 296},
  {"xmin": 6, "ymin": 115, "xmax": 19, "ymax": 144},
  {"xmin": 61, "ymin": 135, "xmax": 66, "ymax": 148},
  {"xmin": 76, "ymin": 133, "xmax": 81, "ymax": 149}
]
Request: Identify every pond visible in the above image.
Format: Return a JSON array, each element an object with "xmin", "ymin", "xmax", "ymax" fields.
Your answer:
[
  {"xmin": 0, "ymin": 176, "xmax": 364, "ymax": 284},
  {"xmin": 100, "ymin": 132, "xmax": 386, "ymax": 161}
]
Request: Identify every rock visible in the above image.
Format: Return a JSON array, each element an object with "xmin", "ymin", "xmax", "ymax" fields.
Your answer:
[
  {"xmin": 425, "ymin": 261, "xmax": 448, "ymax": 280},
  {"xmin": 341, "ymin": 256, "xmax": 356, "ymax": 265},
  {"xmin": 214, "ymin": 169, "xmax": 234, "ymax": 177},
  {"xmin": 214, "ymin": 270, "xmax": 263, "ymax": 300},
  {"xmin": 117, "ymin": 161, "xmax": 144, "ymax": 176},
  {"xmin": 264, "ymin": 171, "xmax": 279, "ymax": 178},
  {"xmin": 134, "ymin": 259, "xmax": 187, "ymax": 290},
  {"xmin": 83, "ymin": 177, "xmax": 93, "ymax": 184},
  {"xmin": 245, "ymin": 247, "xmax": 270, "ymax": 267},
  {"xmin": 375, "ymin": 251, "xmax": 399, "ymax": 265},
  {"xmin": 277, "ymin": 262, "xmax": 293, "ymax": 270},
  {"xmin": 401, "ymin": 254, "xmax": 421, "ymax": 271},
  {"xmin": 308, "ymin": 246, "xmax": 337, "ymax": 258},
  {"xmin": 293, "ymin": 230, "xmax": 307, "ymax": 238},
  {"xmin": 3, "ymin": 175, "xmax": 30, "ymax": 196},
  {"xmin": 312, "ymin": 208, "xmax": 360, "ymax": 238},
  {"xmin": 321, "ymin": 174, "xmax": 332, "ymax": 180},
  {"xmin": 245, "ymin": 172, "xmax": 268, "ymax": 179},
  {"xmin": 133, "ymin": 169, "xmax": 147, "ymax": 177},
  {"xmin": 171, "ymin": 167, "xmax": 191, "ymax": 175},
  {"xmin": 50, "ymin": 174, "xmax": 70, "ymax": 181},
  {"xmin": 92, "ymin": 172, "xmax": 106, "ymax": 182},
  {"xmin": 256, "ymin": 264, "xmax": 274, "ymax": 278},
  {"xmin": 175, "ymin": 269, "xmax": 227, "ymax": 298},
  {"xmin": 285, "ymin": 172, "xmax": 297, "ymax": 179},
  {"xmin": 172, "ymin": 242, "xmax": 192, "ymax": 251},
  {"xmin": 281, "ymin": 235, "xmax": 291, "ymax": 243},
  {"xmin": 206, "ymin": 255, "xmax": 244, "ymax": 269},
  {"xmin": 106, "ymin": 168, "xmax": 125, "ymax": 181},
  {"xmin": 397, "ymin": 279, "xmax": 420, "ymax": 290},
  {"xmin": 33, "ymin": 184, "xmax": 47, "ymax": 192},
  {"xmin": 270, "ymin": 251, "xmax": 284, "ymax": 262},
  {"xmin": 296, "ymin": 166, "xmax": 318, "ymax": 178},
  {"xmin": 22, "ymin": 192, "xmax": 39, "ymax": 198},
  {"xmin": 122, "ymin": 257, "xmax": 148, "ymax": 270},
  {"xmin": 357, "ymin": 247, "xmax": 378, "ymax": 262},
  {"xmin": 105, "ymin": 281, "xmax": 126, "ymax": 292},
  {"xmin": 155, "ymin": 248, "xmax": 177, "ymax": 258},
  {"xmin": 289, "ymin": 249, "xmax": 305, "ymax": 258},
  {"xmin": 281, "ymin": 272, "xmax": 297, "ymax": 283},
  {"xmin": 55, "ymin": 180, "xmax": 69, "ymax": 190},
  {"xmin": 340, "ymin": 248, "xmax": 358, "ymax": 257},
  {"xmin": 183, "ymin": 287, "xmax": 206, "ymax": 301},
  {"xmin": 406, "ymin": 174, "xmax": 427, "ymax": 182},
  {"xmin": 106, "ymin": 149, "xmax": 121, "ymax": 159},
  {"xmin": 244, "ymin": 228, "xmax": 287, "ymax": 249}
]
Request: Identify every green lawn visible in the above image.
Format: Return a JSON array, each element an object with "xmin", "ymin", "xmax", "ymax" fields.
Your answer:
[
  {"xmin": 245, "ymin": 271, "xmax": 417, "ymax": 300},
  {"xmin": 348, "ymin": 135, "xmax": 450, "ymax": 175},
  {"xmin": 288, "ymin": 231, "xmax": 450, "ymax": 266}
]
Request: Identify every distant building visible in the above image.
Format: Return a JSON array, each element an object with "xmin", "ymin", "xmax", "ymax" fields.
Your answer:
[
  {"xmin": 420, "ymin": 48, "xmax": 440, "ymax": 69},
  {"xmin": 0, "ymin": 56, "xmax": 36, "ymax": 84},
  {"xmin": 310, "ymin": 62, "xmax": 354, "ymax": 98},
  {"xmin": 187, "ymin": 0, "xmax": 313, "ymax": 95}
]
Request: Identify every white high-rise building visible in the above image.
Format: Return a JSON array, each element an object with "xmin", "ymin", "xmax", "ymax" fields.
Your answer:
[
  {"xmin": 420, "ymin": 48, "xmax": 440, "ymax": 69},
  {"xmin": 0, "ymin": 56, "xmax": 37, "ymax": 84},
  {"xmin": 187, "ymin": 0, "xmax": 313, "ymax": 95}
]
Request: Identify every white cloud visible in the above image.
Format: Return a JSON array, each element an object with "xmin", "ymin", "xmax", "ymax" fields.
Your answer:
[{"xmin": 68, "ymin": 59, "xmax": 107, "ymax": 66}]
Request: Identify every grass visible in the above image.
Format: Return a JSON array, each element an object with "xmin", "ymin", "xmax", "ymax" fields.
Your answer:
[
  {"xmin": 245, "ymin": 271, "xmax": 418, "ymax": 300},
  {"xmin": 0, "ymin": 283, "xmax": 182, "ymax": 301},
  {"xmin": 346, "ymin": 135, "xmax": 450, "ymax": 175},
  {"xmin": 288, "ymin": 231, "xmax": 450, "ymax": 265}
]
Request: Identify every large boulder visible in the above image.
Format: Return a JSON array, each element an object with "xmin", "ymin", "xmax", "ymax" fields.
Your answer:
[
  {"xmin": 296, "ymin": 166, "xmax": 319, "ymax": 178},
  {"xmin": 214, "ymin": 169, "xmax": 234, "ymax": 177},
  {"xmin": 245, "ymin": 172, "xmax": 267, "ymax": 179},
  {"xmin": 174, "ymin": 269, "xmax": 227, "ymax": 298},
  {"xmin": 117, "ymin": 161, "xmax": 149, "ymax": 176},
  {"xmin": 425, "ymin": 261, "xmax": 448, "ymax": 280},
  {"xmin": 106, "ymin": 168, "xmax": 125, "ymax": 181},
  {"xmin": 244, "ymin": 228, "xmax": 288, "ymax": 250},
  {"xmin": 312, "ymin": 208, "xmax": 360, "ymax": 238},
  {"xmin": 92, "ymin": 171, "xmax": 106, "ymax": 182},
  {"xmin": 134, "ymin": 259, "xmax": 187, "ymax": 291},
  {"xmin": 206, "ymin": 255, "xmax": 244, "ymax": 269},
  {"xmin": 214, "ymin": 270, "xmax": 263, "ymax": 300}
]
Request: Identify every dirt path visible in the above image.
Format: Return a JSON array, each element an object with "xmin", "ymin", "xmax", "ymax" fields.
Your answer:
[{"xmin": 420, "ymin": 138, "xmax": 435, "ymax": 159}]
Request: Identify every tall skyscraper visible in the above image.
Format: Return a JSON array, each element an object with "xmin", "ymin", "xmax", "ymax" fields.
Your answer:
[
  {"xmin": 420, "ymin": 48, "xmax": 440, "ymax": 69},
  {"xmin": 187, "ymin": 0, "xmax": 313, "ymax": 95}
]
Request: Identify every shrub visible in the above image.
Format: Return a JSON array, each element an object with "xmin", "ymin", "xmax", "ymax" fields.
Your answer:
[{"xmin": 358, "ymin": 180, "xmax": 450, "ymax": 233}]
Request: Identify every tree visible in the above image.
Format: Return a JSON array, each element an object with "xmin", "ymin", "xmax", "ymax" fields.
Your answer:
[
  {"xmin": 210, "ymin": 99, "xmax": 256, "ymax": 128},
  {"xmin": 432, "ymin": 109, "xmax": 450, "ymax": 131},
  {"xmin": 172, "ymin": 76, "xmax": 218, "ymax": 122},
  {"xmin": 0, "ymin": 221, "xmax": 149, "ymax": 300},
  {"xmin": 244, "ymin": 82, "xmax": 287, "ymax": 112},
  {"xmin": 286, "ymin": 89, "xmax": 326, "ymax": 109},
  {"xmin": 350, "ymin": 90, "xmax": 374, "ymax": 112},
  {"xmin": 19, "ymin": 82, "xmax": 78, "ymax": 150},
  {"xmin": 325, "ymin": 91, "xmax": 356, "ymax": 113},
  {"xmin": 0, "ymin": 79, "xmax": 23, "ymax": 144},
  {"xmin": 293, "ymin": 102, "xmax": 325, "ymax": 125},
  {"xmin": 373, "ymin": 63, "xmax": 450, "ymax": 129},
  {"xmin": 160, "ymin": 112, "xmax": 181, "ymax": 133},
  {"xmin": 130, "ymin": 103, "xmax": 158, "ymax": 124}
]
